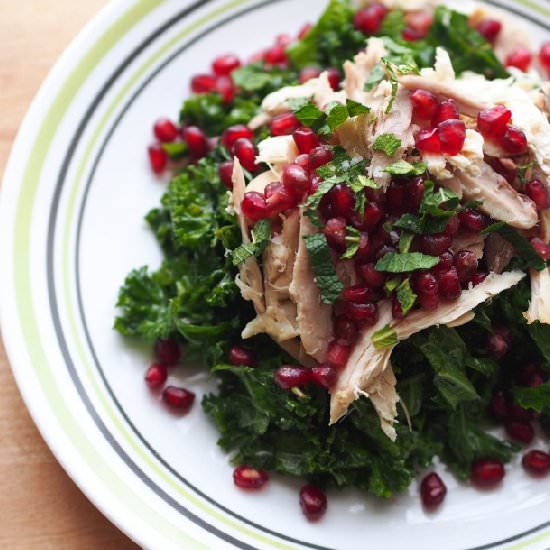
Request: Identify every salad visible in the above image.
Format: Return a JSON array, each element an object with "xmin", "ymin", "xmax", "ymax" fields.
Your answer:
[{"xmin": 115, "ymin": 0, "xmax": 550, "ymax": 519}]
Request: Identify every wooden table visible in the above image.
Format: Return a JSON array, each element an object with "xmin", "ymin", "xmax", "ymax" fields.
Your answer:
[{"xmin": 0, "ymin": 1, "xmax": 139, "ymax": 547}]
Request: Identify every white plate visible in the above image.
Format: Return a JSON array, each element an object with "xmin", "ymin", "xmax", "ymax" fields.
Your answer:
[{"xmin": 3, "ymin": 0, "xmax": 550, "ymax": 548}]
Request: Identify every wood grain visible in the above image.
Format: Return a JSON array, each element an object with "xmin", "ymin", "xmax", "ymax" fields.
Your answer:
[{"xmin": 0, "ymin": 1, "xmax": 139, "ymax": 548}]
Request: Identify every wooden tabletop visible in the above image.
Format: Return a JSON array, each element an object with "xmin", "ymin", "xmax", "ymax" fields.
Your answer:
[{"xmin": 0, "ymin": 1, "xmax": 139, "ymax": 548}]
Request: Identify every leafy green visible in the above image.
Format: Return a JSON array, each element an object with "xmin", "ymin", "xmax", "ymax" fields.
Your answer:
[
  {"xmin": 304, "ymin": 234, "xmax": 344, "ymax": 303},
  {"xmin": 513, "ymin": 383, "xmax": 550, "ymax": 413},
  {"xmin": 384, "ymin": 160, "xmax": 427, "ymax": 176},
  {"xmin": 232, "ymin": 219, "xmax": 271, "ymax": 266},
  {"xmin": 528, "ymin": 323, "xmax": 550, "ymax": 367},
  {"xmin": 232, "ymin": 63, "xmax": 297, "ymax": 94},
  {"xmin": 346, "ymin": 98, "xmax": 370, "ymax": 117},
  {"xmin": 291, "ymin": 99, "xmax": 325, "ymax": 127},
  {"xmin": 373, "ymin": 325, "xmax": 398, "ymax": 350},
  {"xmin": 325, "ymin": 101, "xmax": 350, "ymax": 131},
  {"xmin": 161, "ymin": 141, "xmax": 187, "ymax": 159},
  {"xmin": 341, "ymin": 226, "xmax": 361, "ymax": 260},
  {"xmin": 375, "ymin": 252, "xmax": 439, "ymax": 273},
  {"xmin": 398, "ymin": 231, "xmax": 414, "ymax": 254},
  {"xmin": 492, "ymin": 224, "xmax": 547, "ymax": 271},
  {"xmin": 396, "ymin": 278, "xmax": 417, "ymax": 315},
  {"xmin": 373, "ymin": 133, "xmax": 402, "ymax": 157}
]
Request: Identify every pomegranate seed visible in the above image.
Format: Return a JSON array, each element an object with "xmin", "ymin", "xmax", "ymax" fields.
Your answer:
[
  {"xmin": 471, "ymin": 459, "xmax": 505, "ymax": 487},
  {"xmin": 228, "ymin": 345, "xmax": 257, "ymax": 366},
  {"xmin": 486, "ymin": 327, "xmax": 511, "ymax": 359},
  {"xmin": 420, "ymin": 472, "xmax": 447, "ymax": 508},
  {"xmin": 458, "ymin": 209, "xmax": 488, "ymax": 232},
  {"xmin": 406, "ymin": 11, "xmax": 433, "ymax": 35},
  {"xmin": 518, "ymin": 364, "xmax": 545, "ymax": 387},
  {"xmin": 324, "ymin": 217, "xmax": 347, "ymax": 252},
  {"xmin": 153, "ymin": 118, "xmax": 178, "ymax": 143},
  {"xmin": 432, "ymin": 251, "xmax": 454, "ymax": 275},
  {"xmin": 293, "ymin": 127, "xmax": 321, "ymax": 154},
  {"xmin": 477, "ymin": 105, "xmax": 512, "ymax": 139},
  {"xmin": 433, "ymin": 99, "xmax": 459, "ymax": 125},
  {"xmin": 489, "ymin": 390, "xmax": 510, "ymax": 421},
  {"xmin": 162, "ymin": 386, "xmax": 195, "ymax": 412},
  {"xmin": 470, "ymin": 271, "xmax": 488, "ymax": 286},
  {"xmin": 438, "ymin": 267, "xmax": 461, "ymax": 301},
  {"xmin": 295, "ymin": 153, "xmax": 310, "ymax": 172},
  {"xmin": 232, "ymin": 138, "xmax": 258, "ymax": 172},
  {"xmin": 263, "ymin": 44, "xmax": 287, "ymax": 66},
  {"xmin": 414, "ymin": 272, "xmax": 438, "ymax": 295},
  {"xmin": 329, "ymin": 184, "xmax": 355, "ymax": 218},
  {"xmin": 454, "ymin": 249, "xmax": 478, "ymax": 282},
  {"xmin": 233, "ymin": 465, "xmax": 269, "ymax": 489},
  {"xmin": 215, "ymin": 75, "xmax": 236, "ymax": 103},
  {"xmin": 531, "ymin": 238, "xmax": 550, "ymax": 260},
  {"xmin": 298, "ymin": 23, "xmax": 312, "ymax": 40},
  {"xmin": 418, "ymin": 292, "xmax": 439, "ymax": 311},
  {"xmin": 438, "ymin": 119, "xmax": 466, "ymax": 156},
  {"xmin": 310, "ymin": 366, "xmax": 338, "ymax": 388},
  {"xmin": 299, "ymin": 485, "xmax": 327, "ymax": 520},
  {"xmin": 444, "ymin": 215, "xmax": 460, "ymax": 236},
  {"xmin": 354, "ymin": 4, "xmax": 386, "ymax": 35},
  {"xmin": 410, "ymin": 89, "xmax": 439, "ymax": 121},
  {"xmin": 265, "ymin": 183, "xmax": 296, "ymax": 216},
  {"xmin": 326, "ymin": 341, "xmax": 351, "ymax": 369},
  {"xmin": 222, "ymin": 125, "xmax": 254, "ymax": 149},
  {"xmin": 420, "ymin": 234, "xmax": 452, "ymax": 256},
  {"xmin": 509, "ymin": 402, "xmax": 534, "ymax": 422},
  {"xmin": 148, "ymin": 145, "xmax": 168, "ymax": 174},
  {"xmin": 182, "ymin": 126, "xmax": 208, "ymax": 158},
  {"xmin": 415, "ymin": 127, "xmax": 441, "ymax": 154},
  {"xmin": 344, "ymin": 302, "xmax": 378, "ymax": 325},
  {"xmin": 275, "ymin": 366, "xmax": 311, "ymax": 389},
  {"xmin": 241, "ymin": 191, "xmax": 269, "ymax": 221},
  {"xmin": 270, "ymin": 112, "xmax": 301, "ymax": 137},
  {"xmin": 392, "ymin": 296, "xmax": 405, "ymax": 319},
  {"xmin": 299, "ymin": 66, "xmax": 322, "ymax": 83},
  {"xmin": 190, "ymin": 73, "xmax": 217, "ymax": 93},
  {"xmin": 212, "ymin": 53, "xmax": 241, "ymax": 76},
  {"xmin": 155, "ymin": 338, "xmax": 180, "ymax": 365},
  {"xmin": 501, "ymin": 125, "xmax": 529, "ymax": 155},
  {"xmin": 505, "ymin": 420, "xmax": 534, "ymax": 444},
  {"xmin": 505, "ymin": 47, "xmax": 533, "ymax": 71},
  {"xmin": 386, "ymin": 181, "xmax": 407, "ymax": 215},
  {"xmin": 407, "ymin": 177, "xmax": 425, "ymax": 211},
  {"xmin": 219, "ymin": 160, "xmax": 234, "ymax": 189},
  {"xmin": 476, "ymin": 19, "xmax": 502, "ymax": 43},
  {"xmin": 282, "ymin": 164, "xmax": 310, "ymax": 196},
  {"xmin": 402, "ymin": 27, "xmax": 424, "ymax": 42},
  {"xmin": 540, "ymin": 42, "xmax": 550, "ymax": 68},
  {"xmin": 525, "ymin": 179, "xmax": 550, "ymax": 210},
  {"xmin": 342, "ymin": 285, "xmax": 378, "ymax": 304},
  {"xmin": 522, "ymin": 450, "xmax": 550, "ymax": 475},
  {"xmin": 309, "ymin": 146, "xmax": 334, "ymax": 170},
  {"xmin": 144, "ymin": 363, "xmax": 168, "ymax": 389},
  {"xmin": 276, "ymin": 33, "xmax": 293, "ymax": 47},
  {"xmin": 326, "ymin": 67, "xmax": 341, "ymax": 91},
  {"xmin": 358, "ymin": 263, "xmax": 386, "ymax": 287},
  {"xmin": 333, "ymin": 316, "xmax": 358, "ymax": 345}
]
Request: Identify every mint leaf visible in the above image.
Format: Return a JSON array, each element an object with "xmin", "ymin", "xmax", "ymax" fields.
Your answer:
[
  {"xmin": 384, "ymin": 276, "xmax": 401, "ymax": 294},
  {"xmin": 373, "ymin": 133, "xmax": 402, "ymax": 157},
  {"xmin": 396, "ymin": 278, "xmax": 417, "ymax": 315},
  {"xmin": 384, "ymin": 160, "xmax": 427, "ymax": 176},
  {"xmin": 292, "ymin": 100, "xmax": 325, "ymax": 127},
  {"xmin": 232, "ymin": 219, "xmax": 271, "ymax": 266},
  {"xmin": 420, "ymin": 181, "xmax": 459, "ymax": 217},
  {"xmin": 513, "ymin": 383, "xmax": 550, "ymax": 413},
  {"xmin": 373, "ymin": 325, "xmax": 398, "ymax": 350},
  {"xmin": 398, "ymin": 231, "xmax": 414, "ymax": 254},
  {"xmin": 346, "ymin": 98, "xmax": 370, "ymax": 117},
  {"xmin": 326, "ymin": 101, "xmax": 349, "ymax": 131},
  {"xmin": 528, "ymin": 323, "xmax": 550, "ymax": 366},
  {"xmin": 162, "ymin": 141, "xmax": 188, "ymax": 159},
  {"xmin": 375, "ymin": 252, "xmax": 439, "ymax": 273},
  {"xmin": 378, "ymin": 9, "xmax": 405, "ymax": 39},
  {"xmin": 304, "ymin": 233, "xmax": 344, "ymax": 303},
  {"xmin": 341, "ymin": 226, "xmax": 361, "ymax": 260},
  {"xmin": 364, "ymin": 63, "xmax": 385, "ymax": 92},
  {"xmin": 495, "ymin": 224, "xmax": 547, "ymax": 271},
  {"xmin": 303, "ymin": 180, "xmax": 338, "ymax": 226}
]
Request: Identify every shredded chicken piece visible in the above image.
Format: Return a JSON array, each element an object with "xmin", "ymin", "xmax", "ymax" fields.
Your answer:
[
  {"xmin": 451, "ymin": 231, "xmax": 485, "ymax": 260},
  {"xmin": 246, "ymin": 170, "xmax": 279, "ymax": 194},
  {"xmin": 256, "ymin": 136, "xmax": 298, "ymax": 175},
  {"xmin": 365, "ymin": 365, "xmax": 400, "ymax": 440},
  {"xmin": 336, "ymin": 259, "xmax": 358, "ymax": 288},
  {"xmin": 446, "ymin": 312, "xmax": 476, "ymax": 328}
]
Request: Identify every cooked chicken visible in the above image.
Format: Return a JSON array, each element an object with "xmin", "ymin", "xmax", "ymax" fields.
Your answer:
[
  {"xmin": 256, "ymin": 136, "xmax": 299, "ymax": 175},
  {"xmin": 451, "ymin": 231, "xmax": 485, "ymax": 260},
  {"xmin": 246, "ymin": 170, "xmax": 279, "ymax": 194},
  {"xmin": 367, "ymin": 365, "xmax": 400, "ymax": 441},
  {"xmin": 485, "ymin": 233, "xmax": 515, "ymax": 274}
]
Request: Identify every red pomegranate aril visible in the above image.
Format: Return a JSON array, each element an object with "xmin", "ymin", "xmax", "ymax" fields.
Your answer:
[
  {"xmin": 415, "ymin": 127, "xmax": 441, "ymax": 154},
  {"xmin": 324, "ymin": 217, "xmax": 347, "ymax": 252},
  {"xmin": 293, "ymin": 127, "xmax": 321, "ymax": 154},
  {"xmin": 212, "ymin": 53, "xmax": 241, "ymax": 76},
  {"xmin": 222, "ymin": 125, "xmax": 254, "ymax": 149},
  {"xmin": 420, "ymin": 234, "xmax": 452, "ymax": 256},
  {"xmin": 326, "ymin": 67, "xmax": 341, "ymax": 91},
  {"xmin": 402, "ymin": 27, "xmax": 424, "ymax": 42},
  {"xmin": 501, "ymin": 125, "xmax": 529, "ymax": 155},
  {"xmin": 386, "ymin": 181, "xmax": 407, "ymax": 216},
  {"xmin": 344, "ymin": 302, "xmax": 378, "ymax": 326},
  {"xmin": 392, "ymin": 296, "xmax": 405, "ymax": 319},
  {"xmin": 420, "ymin": 472, "xmax": 447, "ymax": 508},
  {"xmin": 232, "ymin": 138, "xmax": 258, "ymax": 172},
  {"xmin": 505, "ymin": 47, "xmax": 533, "ymax": 71},
  {"xmin": 233, "ymin": 465, "xmax": 269, "ymax": 489},
  {"xmin": 454, "ymin": 249, "xmax": 478, "ymax": 282},
  {"xmin": 353, "ymin": 4, "xmax": 386, "ymax": 35},
  {"xmin": 477, "ymin": 105, "xmax": 512, "ymax": 139},
  {"xmin": 531, "ymin": 238, "xmax": 550, "ymax": 261},
  {"xmin": 309, "ymin": 146, "xmax": 334, "ymax": 170},
  {"xmin": 355, "ymin": 233, "xmax": 377, "ymax": 262},
  {"xmin": 489, "ymin": 390, "xmax": 510, "ymax": 421},
  {"xmin": 458, "ymin": 209, "xmax": 489, "ymax": 232},
  {"xmin": 326, "ymin": 341, "xmax": 351, "ymax": 369},
  {"xmin": 215, "ymin": 75, "xmax": 236, "ymax": 103},
  {"xmin": 509, "ymin": 402, "xmax": 534, "ymax": 422},
  {"xmin": 162, "ymin": 386, "xmax": 195, "ymax": 412},
  {"xmin": 407, "ymin": 177, "xmax": 425, "ymax": 211},
  {"xmin": 476, "ymin": 19, "xmax": 502, "ymax": 43},
  {"xmin": 358, "ymin": 263, "xmax": 386, "ymax": 288},
  {"xmin": 541, "ymin": 42, "xmax": 550, "ymax": 68},
  {"xmin": 275, "ymin": 366, "xmax": 311, "ymax": 389},
  {"xmin": 418, "ymin": 292, "xmax": 439, "ymax": 311},
  {"xmin": 155, "ymin": 338, "xmax": 181, "ymax": 365},
  {"xmin": 433, "ymin": 251, "xmax": 454, "ymax": 275},
  {"xmin": 357, "ymin": 202, "xmax": 384, "ymax": 231},
  {"xmin": 242, "ymin": 191, "xmax": 269, "ymax": 222},
  {"xmin": 299, "ymin": 66, "xmax": 322, "ymax": 83},
  {"xmin": 153, "ymin": 118, "xmax": 179, "ymax": 143},
  {"xmin": 265, "ymin": 182, "xmax": 296, "ymax": 215},
  {"xmin": 228, "ymin": 345, "xmax": 257, "ymax": 367},
  {"xmin": 263, "ymin": 44, "xmax": 287, "ymax": 66},
  {"xmin": 282, "ymin": 164, "xmax": 310, "ymax": 195},
  {"xmin": 190, "ymin": 73, "xmax": 217, "ymax": 93},
  {"xmin": 410, "ymin": 89, "xmax": 439, "ymax": 121},
  {"xmin": 148, "ymin": 145, "xmax": 168, "ymax": 174},
  {"xmin": 333, "ymin": 316, "xmax": 358, "ymax": 345},
  {"xmin": 182, "ymin": 126, "xmax": 208, "ymax": 158},
  {"xmin": 295, "ymin": 154, "xmax": 310, "ymax": 172},
  {"xmin": 276, "ymin": 33, "xmax": 293, "ymax": 47},
  {"xmin": 471, "ymin": 459, "xmax": 505, "ymax": 487},
  {"xmin": 414, "ymin": 272, "xmax": 438, "ymax": 295},
  {"xmin": 433, "ymin": 99, "xmax": 459, "ymax": 125},
  {"xmin": 342, "ymin": 285, "xmax": 378, "ymax": 304},
  {"xmin": 144, "ymin": 363, "xmax": 168, "ymax": 389},
  {"xmin": 518, "ymin": 364, "xmax": 545, "ymax": 387},
  {"xmin": 406, "ymin": 10, "xmax": 433, "ymax": 34},
  {"xmin": 444, "ymin": 215, "xmax": 460, "ymax": 236},
  {"xmin": 522, "ymin": 450, "xmax": 550, "ymax": 475},
  {"xmin": 298, "ymin": 23, "xmax": 312, "ymax": 40},
  {"xmin": 438, "ymin": 267, "xmax": 461, "ymax": 301},
  {"xmin": 300, "ymin": 485, "xmax": 327, "ymax": 520},
  {"xmin": 310, "ymin": 366, "xmax": 338, "ymax": 389},
  {"xmin": 486, "ymin": 327, "xmax": 511, "ymax": 359},
  {"xmin": 470, "ymin": 271, "xmax": 487, "ymax": 286},
  {"xmin": 438, "ymin": 119, "xmax": 466, "ymax": 156},
  {"xmin": 505, "ymin": 420, "xmax": 534, "ymax": 445},
  {"xmin": 525, "ymin": 179, "xmax": 550, "ymax": 210},
  {"xmin": 270, "ymin": 112, "xmax": 301, "ymax": 137},
  {"xmin": 219, "ymin": 160, "xmax": 234, "ymax": 189},
  {"xmin": 329, "ymin": 184, "xmax": 355, "ymax": 218}
]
